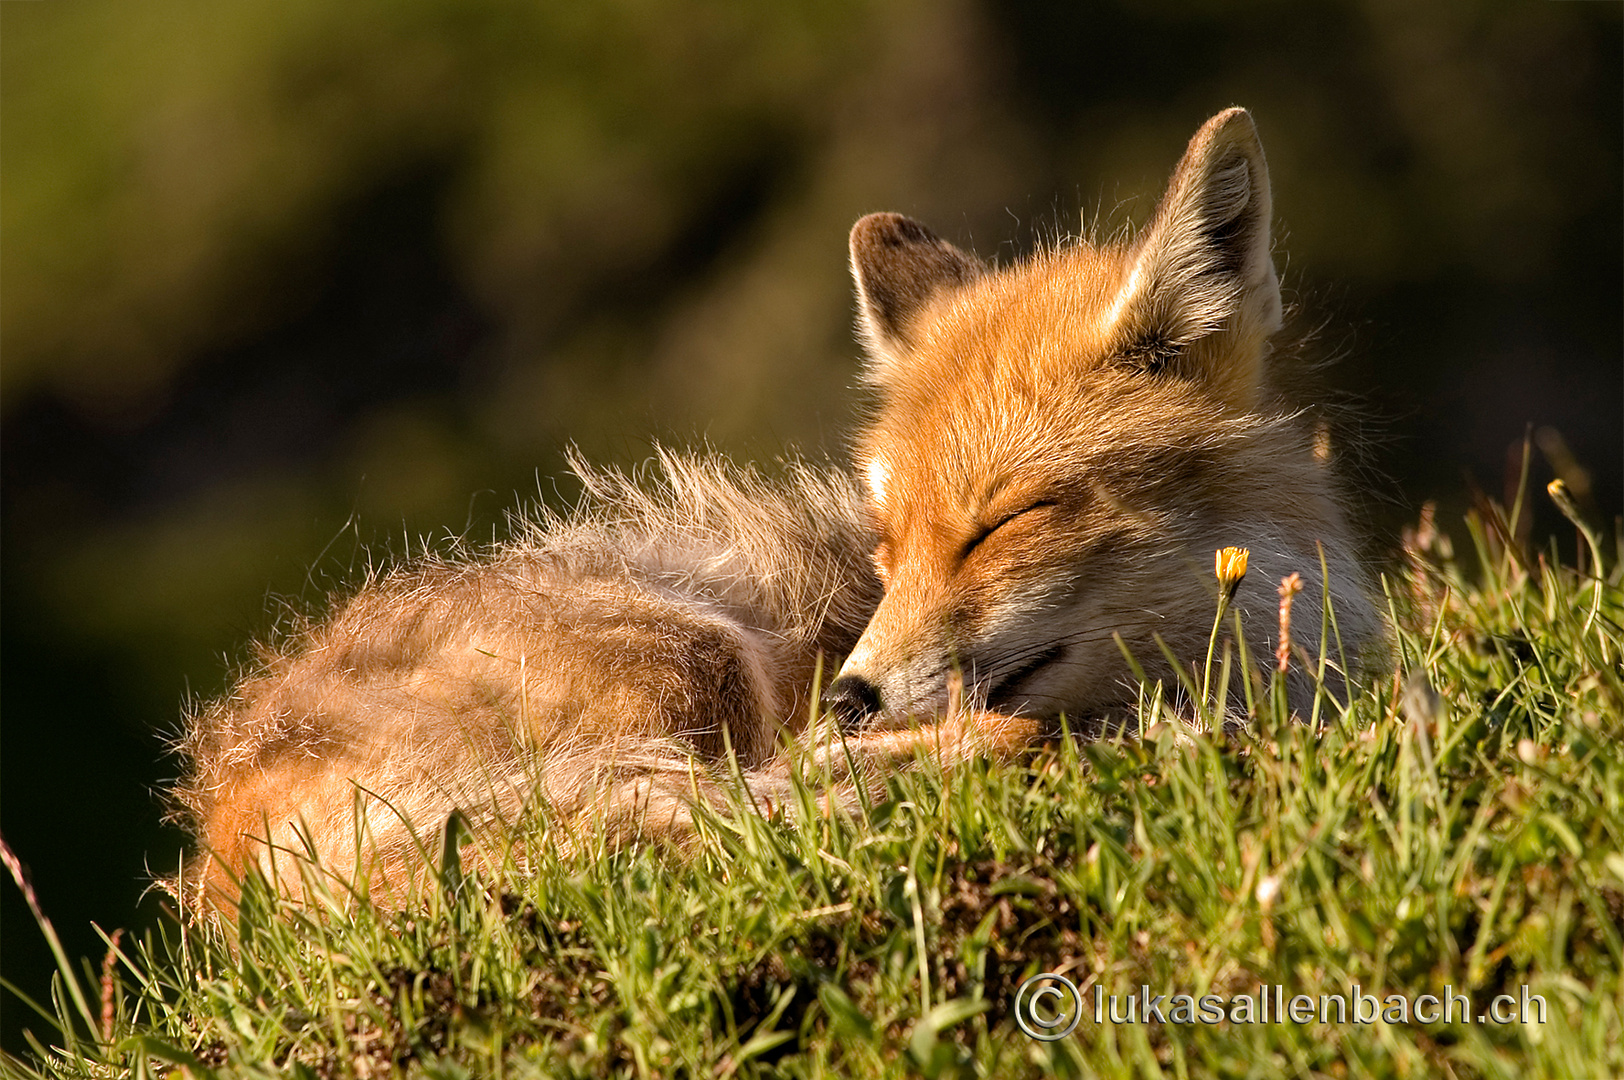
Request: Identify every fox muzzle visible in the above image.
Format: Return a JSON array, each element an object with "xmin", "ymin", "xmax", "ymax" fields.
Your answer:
[{"xmin": 822, "ymin": 674, "xmax": 883, "ymax": 728}]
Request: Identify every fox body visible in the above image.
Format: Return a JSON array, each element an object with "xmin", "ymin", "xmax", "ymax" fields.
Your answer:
[{"xmin": 177, "ymin": 109, "xmax": 1379, "ymax": 909}]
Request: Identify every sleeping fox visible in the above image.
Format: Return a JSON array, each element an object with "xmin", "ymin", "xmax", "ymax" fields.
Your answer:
[{"xmin": 175, "ymin": 108, "xmax": 1380, "ymax": 909}]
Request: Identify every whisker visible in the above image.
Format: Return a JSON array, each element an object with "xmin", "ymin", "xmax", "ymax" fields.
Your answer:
[{"xmin": 969, "ymin": 620, "xmax": 1157, "ymax": 679}]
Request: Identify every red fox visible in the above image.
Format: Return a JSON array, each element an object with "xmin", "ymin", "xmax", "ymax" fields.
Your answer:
[{"xmin": 175, "ymin": 108, "xmax": 1380, "ymax": 910}]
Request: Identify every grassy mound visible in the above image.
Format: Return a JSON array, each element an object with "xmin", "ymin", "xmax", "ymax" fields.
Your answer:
[{"xmin": 6, "ymin": 488, "xmax": 1621, "ymax": 1079}]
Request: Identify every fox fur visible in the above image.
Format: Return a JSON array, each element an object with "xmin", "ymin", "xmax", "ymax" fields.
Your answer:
[{"xmin": 174, "ymin": 108, "xmax": 1381, "ymax": 911}]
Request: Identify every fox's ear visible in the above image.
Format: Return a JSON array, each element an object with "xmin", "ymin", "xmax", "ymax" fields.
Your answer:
[
  {"xmin": 850, "ymin": 212, "xmax": 982, "ymax": 380},
  {"xmin": 1111, "ymin": 107, "xmax": 1282, "ymax": 410}
]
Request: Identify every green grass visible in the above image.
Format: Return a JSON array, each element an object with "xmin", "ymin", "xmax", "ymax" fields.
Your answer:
[{"xmin": 5, "ymin": 488, "xmax": 1622, "ymax": 1080}]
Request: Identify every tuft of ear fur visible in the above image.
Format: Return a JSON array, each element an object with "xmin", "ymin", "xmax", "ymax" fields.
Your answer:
[
  {"xmin": 849, "ymin": 212, "xmax": 982, "ymax": 382},
  {"xmin": 1109, "ymin": 107, "xmax": 1282, "ymax": 410}
]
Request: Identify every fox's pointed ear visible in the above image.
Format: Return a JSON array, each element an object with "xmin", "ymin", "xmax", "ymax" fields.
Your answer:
[
  {"xmin": 1110, "ymin": 108, "xmax": 1282, "ymax": 410},
  {"xmin": 850, "ymin": 212, "xmax": 982, "ymax": 381}
]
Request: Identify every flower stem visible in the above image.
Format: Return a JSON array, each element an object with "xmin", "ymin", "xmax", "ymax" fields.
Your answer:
[{"xmin": 1200, "ymin": 596, "xmax": 1231, "ymax": 731}]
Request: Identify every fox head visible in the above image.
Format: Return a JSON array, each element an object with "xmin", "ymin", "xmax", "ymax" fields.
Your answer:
[{"xmin": 825, "ymin": 108, "xmax": 1377, "ymax": 728}]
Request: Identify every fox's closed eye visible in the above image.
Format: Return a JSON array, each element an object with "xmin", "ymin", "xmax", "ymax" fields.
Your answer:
[{"xmin": 961, "ymin": 500, "xmax": 1059, "ymax": 560}]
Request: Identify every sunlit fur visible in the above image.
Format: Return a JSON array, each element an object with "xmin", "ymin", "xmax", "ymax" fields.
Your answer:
[
  {"xmin": 175, "ymin": 109, "xmax": 1380, "ymax": 912},
  {"xmin": 175, "ymin": 452, "xmax": 883, "ymax": 909},
  {"xmin": 840, "ymin": 108, "xmax": 1379, "ymax": 727}
]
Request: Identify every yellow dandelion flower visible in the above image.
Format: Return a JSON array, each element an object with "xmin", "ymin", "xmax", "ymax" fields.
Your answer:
[
  {"xmin": 1547, "ymin": 478, "xmax": 1581, "ymax": 526},
  {"xmin": 1215, "ymin": 546, "xmax": 1250, "ymax": 601},
  {"xmin": 1201, "ymin": 546, "xmax": 1251, "ymax": 723}
]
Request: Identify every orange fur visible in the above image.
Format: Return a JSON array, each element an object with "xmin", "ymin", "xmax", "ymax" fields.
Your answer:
[
  {"xmin": 828, "ymin": 108, "xmax": 1378, "ymax": 730},
  {"xmin": 174, "ymin": 109, "xmax": 1379, "ymax": 912}
]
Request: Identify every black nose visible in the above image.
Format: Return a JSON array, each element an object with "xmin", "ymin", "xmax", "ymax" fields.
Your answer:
[{"xmin": 822, "ymin": 674, "xmax": 883, "ymax": 728}]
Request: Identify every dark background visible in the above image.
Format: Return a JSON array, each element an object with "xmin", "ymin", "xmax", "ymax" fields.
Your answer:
[{"xmin": 3, "ymin": 0, "xmax": 1619, "ymax": 1053}]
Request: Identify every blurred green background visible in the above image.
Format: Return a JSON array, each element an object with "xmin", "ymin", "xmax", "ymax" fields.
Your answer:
[{"xmin": 2, "ymin": 0, "xmax": 1618, "ymax": 1052}]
